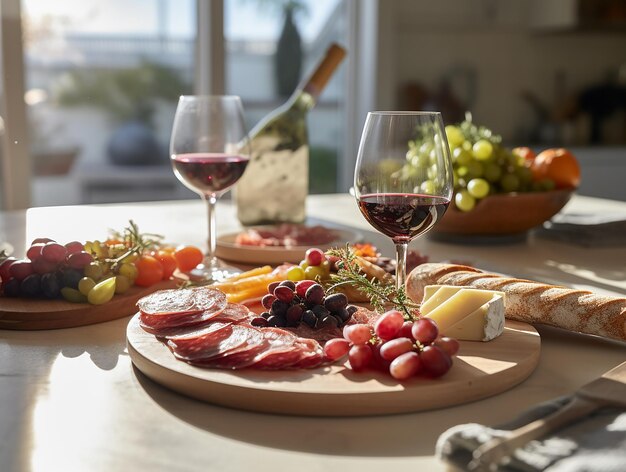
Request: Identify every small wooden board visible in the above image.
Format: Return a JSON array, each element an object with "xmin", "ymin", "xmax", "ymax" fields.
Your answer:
[
  {"xmin": 127, "ymin": 315, "xmax": 541, "ymax": 416},
  {"xmin": 0, "ymin": 280, "xmax": 176, "ymax": 330}
]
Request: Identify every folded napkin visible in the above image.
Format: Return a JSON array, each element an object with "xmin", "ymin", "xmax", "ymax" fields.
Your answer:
[
  {"xmin": 436, "ymin": 396, "xmax": 626, "ymax": 471},
  {"xmin": 538, "ymin": 213, "xmax": 626, "ymax": 247}
]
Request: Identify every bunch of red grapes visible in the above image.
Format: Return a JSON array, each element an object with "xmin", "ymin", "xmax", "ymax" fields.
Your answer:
[
  {"xmin": 0, "ymin": 239, "xmax": 93, "ymax": 299},
  {"xmin": 324, "ymin": 310, "xmax": 459, "ymax": 380}
]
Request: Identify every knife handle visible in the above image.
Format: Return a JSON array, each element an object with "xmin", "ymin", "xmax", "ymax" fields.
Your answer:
[{"xmin": 468, "ymin": 396, "xmax": 599, "ymax": 471}]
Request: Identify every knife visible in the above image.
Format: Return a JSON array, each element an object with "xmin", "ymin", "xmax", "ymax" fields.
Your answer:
[{"xmin": 469, "ymin": 360, "xmax": 626, "ymax": 471}]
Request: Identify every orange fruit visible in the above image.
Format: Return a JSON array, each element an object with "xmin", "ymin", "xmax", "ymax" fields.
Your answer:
[
  {"xmin": 530, "ymin": 148, "xmax": 580, "ymax": 189},
  {"xmin": 174, "ymin": 245, "xmax": 204, "ymax": 272},
  {"xmin": 512, "ymin": 147, "xmax": 536, "ymax": 162},
  {"xmin": 134, "ymin": 256, "xmax": 164, "ymax": 287}
]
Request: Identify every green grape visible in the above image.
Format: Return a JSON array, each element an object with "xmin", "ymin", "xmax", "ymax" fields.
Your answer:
[
  {"xmin": 419, "ymin": 141, "xmax": 433, "ymax": 156},
  {"xmin": 453, "ymin": 173, "xmax": 460, "ymax": 189},
  {"xmin": 457, "ymin": 166, "xmax": 470, "ymax": 178},
  {"xmin": 453, "ymin": 147, "xmax": 472, "ymax": 166},
  {"xmin": 410, "ymin": 153, "xmax": 430, "ymax": 168},
  {"xmin": 462, "ymin": 140, "xmax": 472, "ymax": 151},
  {"xmin": 84, "ymin": 261, "xmax": 104, "ymax": 280},
  {"xmin": 114, "ymin": 275, "xmax": 131, "ymax": 294},
  {"xmin": 299, "ymin": 260, "xmax": 309, "ymax": 271},
  {"xmin": 304, "ymin": 265, "xmax": 326, "ymax": 281},
  {"xmin": 286, "ymin": 266, "xmax": 305, "ymax": 282},
  {"xmin": 78, "ymin": 277, "xmax": 96, "ymax": 296},
  {"xmin": 61, "ymin": 287, "xmax": 88, "ymax": 304},
  {"xmin": 483, "ymin": 163, "xmax": 502, "ymax": 183},
  {"xmin": 419, "ymin": 180, "xmax": 436, "ymax": 195},
  {"xmin": 118, "ymin": 262, "xmax": 138, "ymax": 281},
  {"xmin": 428, "ymin": 149, "xmax": 439, "ymax": 166},
  {"xmin": 427, "ymin": 165, "xmax": 439, "ymax": 181},
  {"xmin": 445, "ymin": 125, "xmax": 464, "ymax": 148},
  {"xmin": 516, "ymin": 166, "xmax": 533, "ymax": 184},
  {"xmin": 472, "ymin": 140, "xmax": 494, "ymax": 161},
  {"xmin": 466, "ymin": 161, "xmax": 484, "ymax": 179},
  {"xmin": 500, "ymin": 173, "xmax": 520, "ymax": 192},
  {"xmin": 455, "ymin": 190, "xmax": 476, "ymax": 212},
  {"xmin": 467, "ymin": 178, "xmax": 490, "ymax": 199},
  {"xmin": 87, "ymin": 277, "xmax": 116, "ymax": 305}
]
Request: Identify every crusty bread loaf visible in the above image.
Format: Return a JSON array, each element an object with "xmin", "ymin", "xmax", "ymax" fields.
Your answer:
[{"xmin": 406, "ymin": 263, "xmax": 626, "ymax": 342}]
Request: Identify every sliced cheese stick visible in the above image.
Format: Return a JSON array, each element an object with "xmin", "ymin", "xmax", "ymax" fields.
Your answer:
[{"xmin": 406, "ymin": 263, "xmax": 626, "ymax": 342}]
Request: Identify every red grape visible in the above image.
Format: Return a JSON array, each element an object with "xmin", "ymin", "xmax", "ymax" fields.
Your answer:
[
  {"xmin": 374, "ymin": 310, "xmax": 405, "ymax": 340},
  {"xmin": 305, "ymin": 283, "xmax": 324, "ymax": 305},
  {"xmin": 41, "ymin": 242, "xmax": 67, "ymax": 263},
  {"xmin": 278, "ymin": 280, "xmax": 296, "ymax": 290},
  {"xmin": 411, "ymin": 318, "xmax": 439, "ymax": 345},
  {"xmin": 420, "ymin": 345, "xmax": 452, "ymax": 377},
  {"xmin": 370, "ymin": 341, "xmax": 392, "ymax": 371},
  {"xmin": 9, "ymin": 260, "xmax": 34, "ymax": 281},
  {"xmin": 343, "ymin": 323, "xmax": 372, "ymax": 345},
  {"xmin": 295, "ymin": 279, "xmax": 316, "ymax": 298},
  {"xmin": 324, "ymin": 338, "xmax": 351, "ymax": 361},
  {"xmin": 389, "ymin": 351, "xmax": 423, "ymax": 380},
  {"xmin": 66, "ymin": 251, "xmax": 94, "ymax": 269},
  {"xmin": 33, "ymin": 257, "xmax": 58, "ymax": 274},
  {"xmin": 0, "ymin": 257, "xmax": 17, "ymax": 281},
  {"xmin": 348, "ymin": 344, "xmax": 373, "ymax": 371},
  {"xmin": 305, "ymin": 248, "xmax": 324, "ymax": 266},
  {"xmin": 267, "ymin": 281, "xmax": 280, "ymax": 293},
  {"xmin": 274, "ymin": 285, "xmax": 294, "ymax": 303},
  {"xmin": 261, "ymin": 294, "xmax": 276, "ymax": 310},
  {"xmin": 434, "ymin": 337, "xmax": 460, "ymax": 356},
  {"xmin": 26, "ymin": 243, "xmax": 45, "ymax": 261},
  {"xmin": 398, "ymin": 320, "xmax": 414, "ymax": 339},
  {"xmin": 64, "ymin": 241, "xmax": 84, "ymax": 254},
  {"xmin": 379, "ymin": 337, "xmax": 414, "ymax": 361}
]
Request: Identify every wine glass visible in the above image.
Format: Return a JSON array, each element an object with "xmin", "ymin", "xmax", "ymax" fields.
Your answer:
[
  {"xmin": 170, "ymin": 95, "xmax": 250, "ymax": 282},
  {"xmin": 354, "ymin": 111, "xmax": 454, "ymax": 290}
]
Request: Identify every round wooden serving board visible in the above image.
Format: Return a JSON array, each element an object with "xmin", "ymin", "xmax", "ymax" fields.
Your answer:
[
  {"xmin": 0, "ymin": 280, "xmax": 176, "ymax": 330},
  {"xmin": 127, "ymin": 315, "xmax": 541, "ymax": 416}
]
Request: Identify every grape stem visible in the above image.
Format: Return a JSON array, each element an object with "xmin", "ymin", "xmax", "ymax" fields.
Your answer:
[{"xmin": 107, "ymin": 220, "xmax": 164, "ymax": 270}]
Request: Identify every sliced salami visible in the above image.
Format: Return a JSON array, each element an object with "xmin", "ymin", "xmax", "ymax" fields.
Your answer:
[
  {"xmin": 290, "ymin": 338, "xmax": 324, "ymax": 369},
  {"xmin": 189, "ymin": 325, "xmax": 267, "ymax": 368},
  {"xmin": 137, "ymin": 287, "xmax": 227, "ymax": 317},
  {"xmin": 139, "ymin": 299, "xmax": 238, "ymax": 335},
  {"xmin": 249, "ymin": 328, "xmax": 301, "ymax": 369},
  {"xmin": 210, "ymin": 303, "xmax": 255, "ymax": 324},
  {"xmin": 167, "ymin": 322, "xmax": 235, "ymax": 361}
]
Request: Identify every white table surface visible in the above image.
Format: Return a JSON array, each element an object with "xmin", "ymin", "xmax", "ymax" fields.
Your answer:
[{"xmin": 1, "ymin": 194, "xmax": 625, "ymax": 472}]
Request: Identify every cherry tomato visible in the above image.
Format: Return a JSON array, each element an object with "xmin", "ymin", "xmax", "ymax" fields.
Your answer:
[
  {"xmin": 154, "ymin": 250, "xmax": 177, "ymax": 280},
  {"xmin": 134, "ymin": 256, "xmax": 164, "ymax": 287},
  {"xmin": 174, "ymin": 245, "xmax": 203, "ymax": 272}
]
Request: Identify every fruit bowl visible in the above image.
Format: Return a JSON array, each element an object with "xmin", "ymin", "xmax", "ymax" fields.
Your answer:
[{"xmin": 434, "ymin": 189, "xmax": 574, "ymax": 236}]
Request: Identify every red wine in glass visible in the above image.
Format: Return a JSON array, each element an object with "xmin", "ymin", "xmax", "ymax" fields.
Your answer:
[
  {"xmin": 358, "ymin": 193, "xmax": 450, "ymax": 243},
  {"xmin": 172, "ymin": 153, "xmax": 250, "ymax": 195}
]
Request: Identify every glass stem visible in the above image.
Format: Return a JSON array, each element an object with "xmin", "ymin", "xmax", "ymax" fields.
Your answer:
[
  {"xmin": 204, "ymin": 193, "xmax": 218, "ymax": 269},
  {"xmin": 395, "ymin": 242, "xmax": 408, "ymax": 291}
]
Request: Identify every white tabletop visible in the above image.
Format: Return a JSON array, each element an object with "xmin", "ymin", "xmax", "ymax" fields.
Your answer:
[{"xmin": 1, "ymin": 194, "xmax": 625, "ymax": 472}]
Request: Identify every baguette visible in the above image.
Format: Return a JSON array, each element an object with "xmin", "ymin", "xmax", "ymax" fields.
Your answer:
[{"xmin": 406, "ymin": 263, "xmax": 626, "ymax": 342}]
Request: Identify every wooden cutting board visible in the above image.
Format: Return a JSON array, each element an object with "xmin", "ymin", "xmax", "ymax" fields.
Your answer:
[
  {"xmin": 0, "ymin": 280, "xmax": 176, "ymax": 330},
  {"xmin": 127, "ymin": 315, "xmax": 541, "ymax": 416}
]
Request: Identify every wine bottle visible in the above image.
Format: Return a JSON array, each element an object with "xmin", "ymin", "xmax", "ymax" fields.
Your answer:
[{"xmin": 235, "ymin": 43, "xmax": 347, "ymax": 225}]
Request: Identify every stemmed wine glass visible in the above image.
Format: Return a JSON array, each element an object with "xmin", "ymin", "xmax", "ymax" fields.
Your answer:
[
  {"xmin": 354, "ymin": 111, "xmax": 454, "ymax": 290},
  {"xmin": 170, "ymin": 95, "xmax": 250, "ymax": 282}
]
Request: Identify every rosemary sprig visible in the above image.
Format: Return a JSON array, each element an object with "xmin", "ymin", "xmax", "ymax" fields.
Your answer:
[
  {"xmin": 107, "ymin": 220, "xmax": 164, "ymax": 268},
  {"xmin": 325, "ymin": 245, "xmax": 419, "ymax": 320}
]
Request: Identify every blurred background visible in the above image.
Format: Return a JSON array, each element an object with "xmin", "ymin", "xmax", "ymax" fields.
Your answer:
[{"xmin": 1, "ymin": 0, "xmax": 626, "ymax": 209}]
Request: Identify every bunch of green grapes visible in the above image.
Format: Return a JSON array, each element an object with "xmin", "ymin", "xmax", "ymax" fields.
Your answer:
[{"xmin": 443, "ymin": 121, "xmax": 555, "ymax": 211}]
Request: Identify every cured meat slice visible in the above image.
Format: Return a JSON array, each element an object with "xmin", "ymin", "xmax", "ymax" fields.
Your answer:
[
  {"xmin": 248, "ymin": 328, "xmax": 301, "ymax": 369},
  {"xmin": 189, "ymin": 325, "xmax": 267, "ymax": 368},
  {"xmin": 171, "ymin": 324, "xmax": 263, "ymax": 363},
  {"xmin": 137, "ymin": 287, "xmax": 227, "ymax": 316},
  {"xmin": 167, "ymin": 322, "xmax": 235, "ymax": 361},
  {"xmin": 140, "ymin": 302, "xmax": 251, "ymax": 335},
  {"xmin": 290, "ymin": 338, "xmax": 324, "ymax": 369}
]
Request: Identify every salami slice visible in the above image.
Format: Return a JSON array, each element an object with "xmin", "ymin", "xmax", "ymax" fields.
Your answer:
[
  {"xmin": 188, "ymin": 325, "xmax": 267, "ymax": 368},
  {"xmin": 249, "ymin": 328, "xmax": 301, "ymax": 369},
  {"xmin": 137, "ymin": 287, "xmax": 227, "ymax": 316},
  {"xmin": 210, "ymin": 303, "xmax": 255, "ymax": 324},
  {"xmin": 290, "ymin": 338, "xmax": 324, "ymax": 369},
  {"xmin": 167, "ymin": 322, "xmax": 235, "ymax": 361}
]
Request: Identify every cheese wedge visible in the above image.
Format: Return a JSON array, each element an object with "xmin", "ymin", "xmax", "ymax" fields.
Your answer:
[{"xmin": 421, "ymin": 285, "xmax": 506, "ymax": 342}]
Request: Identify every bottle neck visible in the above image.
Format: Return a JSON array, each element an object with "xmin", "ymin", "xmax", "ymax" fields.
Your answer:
[{"xmin": 286, "ymin": 88, "xmax": 316, "ymax": 114}]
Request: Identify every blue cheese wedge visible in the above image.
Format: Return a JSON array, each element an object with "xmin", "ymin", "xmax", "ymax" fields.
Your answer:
[{"xmin": 421, "ymin": 285, "xmax": 506, "ymax": 342}]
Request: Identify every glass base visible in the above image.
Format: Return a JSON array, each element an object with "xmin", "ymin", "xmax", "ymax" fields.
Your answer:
[{"xmin": 187, "ymin": 259, "xmax": 241, "ymax": 285}]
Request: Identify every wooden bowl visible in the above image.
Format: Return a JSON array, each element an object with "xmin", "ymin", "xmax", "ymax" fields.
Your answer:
[{"xmin": 434, "ymin": 189, "xmax": 574, "ymax": 236}]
